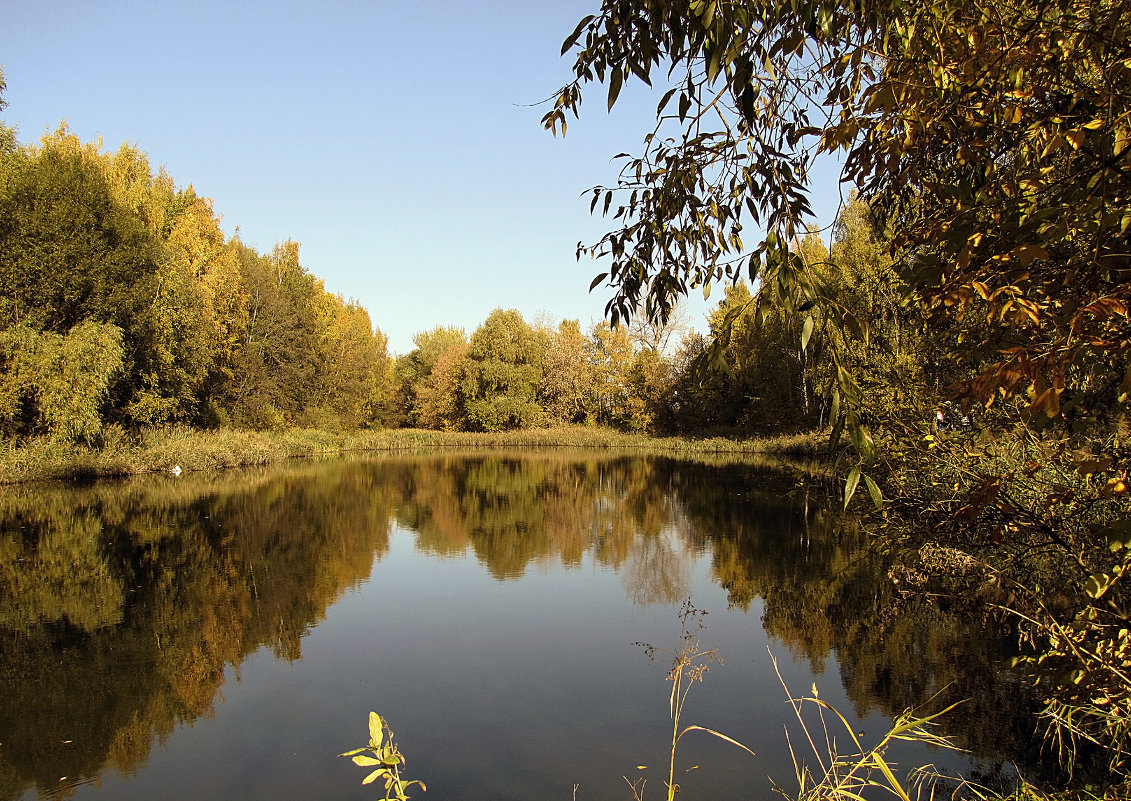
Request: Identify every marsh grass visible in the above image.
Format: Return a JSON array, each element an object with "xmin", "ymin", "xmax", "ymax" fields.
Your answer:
[
  {"xmin": 0, "ymin": 425, "xmax": 828, "ymax": 484},
  {"xmin": 769, "ymin": 650, "xmax": 964, "ymax": 801}
]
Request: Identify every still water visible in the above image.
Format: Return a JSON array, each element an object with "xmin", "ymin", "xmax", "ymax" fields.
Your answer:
[{"xmin": 1, "ymin": 452, "xmax": 1035, "ymax": 800}]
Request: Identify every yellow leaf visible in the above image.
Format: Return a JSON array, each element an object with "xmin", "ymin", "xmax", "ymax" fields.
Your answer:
[
  {"xmin": 1015, "ymin": 244, "xmax": 1048, "ymax": 266},
  {"xmin": 1101, "ymin": 479, "xmax": 1128, "ymax": 499}
]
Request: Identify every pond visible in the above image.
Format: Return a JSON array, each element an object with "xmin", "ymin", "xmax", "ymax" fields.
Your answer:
[{"xmin": 1, "ymin": 452, "xmax": 1038, "ymax": 801}]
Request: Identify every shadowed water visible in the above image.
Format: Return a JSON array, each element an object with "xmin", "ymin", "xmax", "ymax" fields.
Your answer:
[{"xmin": 0, "ymin": 452, "xmax": 1037, "ymax": 800}]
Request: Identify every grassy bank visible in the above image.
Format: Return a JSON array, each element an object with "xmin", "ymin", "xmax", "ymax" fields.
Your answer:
[{"xmin": 0, "ymin": 425, "xmax": 828, "ymax": 484}]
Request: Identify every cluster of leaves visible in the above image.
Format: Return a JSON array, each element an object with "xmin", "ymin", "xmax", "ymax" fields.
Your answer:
[
  {"xmin": 341, "ymin": 712, "xmax": 426, "ymax": 800},
  {"xmin": 882, "ymin": 429, "xmax": 1131, "ymax": 781},
  {"xmin": 545, "ymin": 0, "xmax": 1130, "ymax": 492}
]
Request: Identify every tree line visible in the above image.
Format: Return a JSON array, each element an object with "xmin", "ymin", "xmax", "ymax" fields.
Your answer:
[
  {"xmin": 0, "ymin": 72, "xmax": 936, "ymax": 443},
  {"xmin": 0, "ymin": 107, "xmax": 391, "ymax": 440}
]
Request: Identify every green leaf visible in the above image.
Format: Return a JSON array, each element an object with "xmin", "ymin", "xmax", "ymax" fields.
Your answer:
[
  {"xmin": 362, "ymin": 768, "xmax": 384, "ymax": 786},
  {"xmin": 353, "ymin": 755, "xmax": 382, "ymax": 767},
  {"xmin": 844, "ymin": 464, "xmax": 861, "ymax": 509},
  {"xmin": 368, "ymin": 712, "xmax": 384, "ymax": 749},
  {"xmin": 863, "ymin": 474, "xmax": 883, "ymax": 509},
  {"xmin": 608, "ymin": 68, "xmax": 623, "ymax": 111},
  {"xmin": 800, "ymin": 315, "xmax": 814, "ymax": 351},
  {"xmin": 1085, "ymin": 573, "xmax": 1111, "ymax": 599}
]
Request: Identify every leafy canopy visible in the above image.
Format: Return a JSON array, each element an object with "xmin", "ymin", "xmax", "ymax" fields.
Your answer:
[{"xmin": 545, "ymin": 0, "xmax": 1131, "ymax": 425}]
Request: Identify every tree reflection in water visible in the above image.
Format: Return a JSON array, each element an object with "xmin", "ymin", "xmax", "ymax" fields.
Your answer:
[{"xmin": 0, "ymin": 454, "xmax": 1042, "ymax": 800}]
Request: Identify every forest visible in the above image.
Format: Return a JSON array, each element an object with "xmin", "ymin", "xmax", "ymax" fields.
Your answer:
[
  {"xmin": 0, "ymin": 108, "xmax": 931, "ymax": 442},
  {"xmin": 2, "ymin": 0, "xmax": 1131, "ymax": 792}
]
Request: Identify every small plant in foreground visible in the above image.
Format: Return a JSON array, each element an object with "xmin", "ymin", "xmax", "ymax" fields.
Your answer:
[
  {"xmin": 632, "ymin": 599, "xmax": 756, "ymax": 801},
  {"xmin": 340, "ymin": 711, "xmax": 426, "ymax": 800}
]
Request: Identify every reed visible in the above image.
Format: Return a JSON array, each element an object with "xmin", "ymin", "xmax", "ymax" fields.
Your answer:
[{"xmin": 0, "ymin": 425, "xmax": 829, "ymax": 484}]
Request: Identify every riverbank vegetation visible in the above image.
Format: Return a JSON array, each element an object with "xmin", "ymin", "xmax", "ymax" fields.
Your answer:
[{"xmin": 0, "ymin": 424, "xmax": 825, "ymax": 484}]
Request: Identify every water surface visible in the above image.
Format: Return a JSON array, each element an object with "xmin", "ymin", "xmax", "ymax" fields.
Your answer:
[{"xmin": 0, "ymin": 453, "xmax": 1035, "ymax": 800}]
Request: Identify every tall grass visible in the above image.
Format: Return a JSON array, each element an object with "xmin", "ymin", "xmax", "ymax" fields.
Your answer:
[{"xmin": 0, "ymin": 425, "xmax": 829, "ymax": 484}]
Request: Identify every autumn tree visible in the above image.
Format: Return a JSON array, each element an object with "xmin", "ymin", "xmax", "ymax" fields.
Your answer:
[
  {"xmin": 0, "ymin": 93, "xmax": 393, "ymax": 436},
  {"xmin": 540, "ymin": 319, "xmax": 594, "ymax": 425},
  {"xmin": 825, "ymin": 198, "xmax": 935, "ymax": 428},
  {"xmin": 586, "ymin": 322, "xmax": 649, "ymax": 429},
  {"xmin": 546, "ymin": 0, "xmax": 1131, "ymax": 449},
  {"xmin": 545, "ymin": 0, "xmax": 1131, "ymax": 774},
  {"xmin": 0, "ymin": 128, "xmax": 159, "ymax": 337},
  {"xmin": 414, "ymin": 340, "xmax": 468, "ymax": 431},
  {"xmin": 310, "ymin": 295, "xmax": 390, "ymax": 429},
  {"xmin": 228, "ymin": 241, "xmax": 320, "ymax": 428},
  {"xmin": 396, "ymin": 326, "xmax": 469, "ymax": 428}
]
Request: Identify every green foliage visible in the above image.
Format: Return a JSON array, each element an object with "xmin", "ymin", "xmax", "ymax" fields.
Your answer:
[
  {"xmin": 462, "ymin": 309, "xmax": 546, "ymax": 431},
  {"xmin": 545, "ymin": 9, "xmax": 1131, "ymax": 785},
  {"xmin": 0, "ymin": 114, "xmax": 392, "ymax": 436},
  {"xmin": 546, "ymin": 0, "xmax": 1131, "ymax": 513},
  {"xmin": 340, "ymin": 712, "xmax": 426, "ymax": 800},
  {"xmin": 393, "ymin": 326, "xmax": 469, "ymax": 428},
  {"xmin": 39, "ymin": 321, "xmax": 125, "ymax": 444},
  {"xmin": 887, "ymin": 431, "xmax": 1131, "ymax": 781},
  {"xmin": 548, "ymin": 0, "xmax": 1130, "ymax": 423},
  {"xmin": 0, "ymin": 128, "xmax": 160, "ymax": 336},
  {"xmin": 0, "ymin": 321, "xmax": 124, "ymax": 443},
  {"xmin": 0, "ymin": 323, "xmax": 41, "ymax": 436}
]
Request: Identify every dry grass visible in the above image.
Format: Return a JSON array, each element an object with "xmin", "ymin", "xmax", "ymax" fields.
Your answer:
[{"xmin": 0, "ymin": 425, "xmax": 830, "ymax": 485}]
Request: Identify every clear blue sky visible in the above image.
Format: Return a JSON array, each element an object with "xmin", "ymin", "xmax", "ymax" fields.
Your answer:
[{"xmin": 0, "ymin": 1, "xmax": 846, "ymax": 355}]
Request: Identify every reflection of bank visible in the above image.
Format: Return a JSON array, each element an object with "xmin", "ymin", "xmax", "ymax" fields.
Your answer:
[{"xmin": 0, "ymin": 461, "xmax": 396, "ymax": 801}]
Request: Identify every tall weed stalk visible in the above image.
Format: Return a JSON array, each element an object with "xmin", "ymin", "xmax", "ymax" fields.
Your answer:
[{"xmin": 631, "ymin": 600, "xmax": 755, "ymax": 801}]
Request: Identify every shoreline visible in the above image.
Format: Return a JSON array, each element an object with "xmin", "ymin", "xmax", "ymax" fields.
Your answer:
[{"xmin": 0, "ymin": 425, "xmax": 831, "ymax": 485}]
